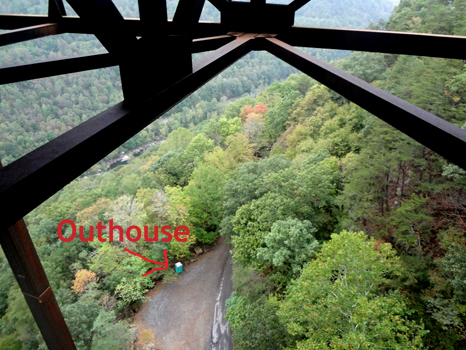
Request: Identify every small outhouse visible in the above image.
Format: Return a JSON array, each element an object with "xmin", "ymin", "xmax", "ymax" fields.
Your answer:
[{"xmin": 175, "ymin": 262, "xmax": 183, "ymax": 274}]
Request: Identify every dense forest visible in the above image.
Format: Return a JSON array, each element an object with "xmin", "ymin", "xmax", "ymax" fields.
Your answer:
[{"xmin": 2, "ymin": 0, "xmax": 466, "ymax": 349}]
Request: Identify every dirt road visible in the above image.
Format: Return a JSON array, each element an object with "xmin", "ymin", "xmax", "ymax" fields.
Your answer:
[{"xmin": 136, "ymin": 237, "xmax": 233, "ymax": 350}]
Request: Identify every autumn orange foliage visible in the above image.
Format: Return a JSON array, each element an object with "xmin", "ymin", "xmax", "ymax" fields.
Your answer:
[
  {"xmin": 71, "ymin": 269, "xmax": 98, "ymax": 294},
  {"xmin": 240, "ymin": 104, "xmax": 268, "ymax": 121},
  {"xmin": 245, "ymin": 112, "xmax": 263, "ymax": 123}
]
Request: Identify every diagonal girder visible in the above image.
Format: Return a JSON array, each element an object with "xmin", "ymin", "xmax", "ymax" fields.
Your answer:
[
  {"xmin": 0, "ymin": 24, "xmax": 59, "ymax": 47},
  {"xmin": 277, "ymin": 26, "xmax": 466, "ymax": 60},
  {"xmin": 64, "ymin": 0, "xmax": 146, "ymax": 102},
  {"xmin": 288, "ymin": 0, "xmax": 312, "ymax": 12},
  {"xmin": 0, "ymin": 53, "xmax": 117, "ymax": 85},
  {"xmin": 49, "ymin": 0, "xmax": 66, "ymax": 19},
  {"xmin": 0, "ymin": 34, "xmax": 255, "ymax": 230},
  {"xmin": 264, "ymin": 37, "xmax": 466, "ymax": 170},
  {"xmin": 173, "ymin": 0, "xmax": 206, "ymax": 34},
  {"xmin": 65, "ymin": 0, "xmax": 138, "ymax": 57},
  {"xmin": 207, "ymin": 0, "xmax": 228, "ymax": 11}
]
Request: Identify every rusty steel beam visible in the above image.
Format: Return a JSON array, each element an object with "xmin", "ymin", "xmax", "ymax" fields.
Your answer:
[
  {"xmin": 0, "ymin": 14, "xmax": 113, "ymax": 30},
  {"xmin": 166, "ymin": 20, "xmax": 226, "ymax": 38},
  {"xmin": 0, "ymin": 14, "xmax": 55, "ymax": 29},
  {"xmin": 277, "ymin": 26, "xmax": 466, "ymax": 60},
  {"xmin": 0, "ymin": 15, "xmax": 228, "ymax": 38},
  {"xmin": 2, "ymin": 14, "xmax": 463, "ymax": 58},
  {"xmin": 192, "ymin": 35, "xmax": 235, "ymax": 53},
  {"xmin": 0, "ymin": 35, "xmax": 255, "ymax": 230},
  {"xmin": 0, "ymin": 23, "xmax": 59, "ymax": 47},
  {"xmin": 264, "ymin": 37, "xmax": 466, "ymax": 170},
  {"xmin": 0, "ymin": 161, "xmax": 76, "ymax": 350},
  {"xmin": 0, "ymin": 53, "xmax": 117, "ymax": 85}
]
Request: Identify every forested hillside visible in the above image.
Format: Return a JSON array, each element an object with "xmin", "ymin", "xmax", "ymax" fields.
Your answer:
[
  {"xmin": 2, "ymin": 0, "xmax": 466, "ymax": 349},
  {"xmin": 294, "ymin": 0, "xmax": 396, "ymax": 27}
]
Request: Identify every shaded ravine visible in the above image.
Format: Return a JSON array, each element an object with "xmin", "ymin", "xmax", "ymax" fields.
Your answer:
[{"xmin": 136, "ymin": 237, "xmax": 233, "ymax": 350}]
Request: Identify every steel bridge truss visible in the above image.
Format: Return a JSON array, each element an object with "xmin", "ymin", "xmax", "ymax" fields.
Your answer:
[{"xmin": 0, "ymin": 0, "xmax": 466, "ymax": 348}]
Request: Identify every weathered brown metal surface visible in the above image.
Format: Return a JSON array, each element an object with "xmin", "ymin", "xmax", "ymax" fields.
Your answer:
[
  {"xmin": 0, "ymin": 53, "xmax": 118, "ymax": 85},
  {"xmin": 277, "ymin": 26, "xmax": 466, "ymax": 60},
  {"xmin": 1, "ymin": 0, "xmax": 466, "ymax": 347},
  {"xmin": 0, "ymin": 161, "xmax": 76, "ymax": 350},
  {"xmin": 0, "ymin": 35, "xmax": 255, "ymax": 231},
  {"xmin": 0, "ymin": 23, "xmax": 59, "ymax": 47},
  {"xmin": 264, "ymin": 37, "xmax": 466, "ymax": 169}
]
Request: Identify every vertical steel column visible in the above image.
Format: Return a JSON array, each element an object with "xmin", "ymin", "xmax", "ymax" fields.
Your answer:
[
  {"xmin": 138, "ymin": 0, "xmax": 168, "ymax": 35},
  {"xmin": 136, "ymin": 0, "xmax": 174, "ymax": 99},
  {"xmin": 0, "ymin": 163, "xmax": 75, "ymax": 350}
]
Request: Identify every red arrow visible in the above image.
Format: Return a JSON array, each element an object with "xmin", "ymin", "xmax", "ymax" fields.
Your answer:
[{"xmin": 124, "ymin": 248, "xmax": 168, "ymax": 276}]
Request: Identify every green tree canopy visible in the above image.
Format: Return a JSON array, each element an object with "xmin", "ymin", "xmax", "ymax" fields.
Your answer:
[
  {"xmin": 157, "ymin": 127, "xmax": 194, "ymax": 156},
  {"xmin": 257, "ymin": 219, "xmax": 320, "ymax": 282},
  {"xmin": 278, "ymin": 231, "xmax": 427, "ymax": 349}
]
